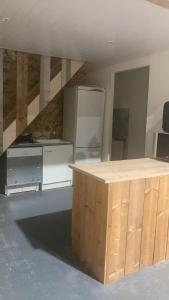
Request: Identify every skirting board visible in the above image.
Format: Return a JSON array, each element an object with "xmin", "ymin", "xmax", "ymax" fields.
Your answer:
[
  {"xmin": 41, "ymin": 181, "xmax": 72, "ymax": 191},
  {"xmin": 5, "ymin": 184, "xmax": 40, "ymax": 196}
]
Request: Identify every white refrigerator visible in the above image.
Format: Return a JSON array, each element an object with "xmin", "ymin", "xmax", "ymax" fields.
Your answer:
[{"xmin": 63, "ymin": 86, "xmax": 105, "ymax": 163}]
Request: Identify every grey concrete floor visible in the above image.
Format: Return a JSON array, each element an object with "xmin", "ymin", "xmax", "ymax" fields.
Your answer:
[{"xmin": 1, "ymin": 188, "xmax": 169, "ymax": 300}]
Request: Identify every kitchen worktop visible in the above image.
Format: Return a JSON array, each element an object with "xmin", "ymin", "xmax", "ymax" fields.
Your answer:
[
  {"xmin": 70, "ymin": 158, "xmax": 169, "ymax": 183},
  {"xmin": 11, "ymin": 139, "xmax": 73, "ymax": 148}
]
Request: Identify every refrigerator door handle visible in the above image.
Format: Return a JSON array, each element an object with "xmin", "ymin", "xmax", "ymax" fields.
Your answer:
[{"xmin": 89, "ymin": 89, "xmax": 103, "ymax": 93}]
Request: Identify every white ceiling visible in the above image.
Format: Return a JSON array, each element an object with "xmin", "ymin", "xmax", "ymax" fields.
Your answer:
[{"xmin": 1, "ymin": 0, "xmax": 169, "ymax": 64}]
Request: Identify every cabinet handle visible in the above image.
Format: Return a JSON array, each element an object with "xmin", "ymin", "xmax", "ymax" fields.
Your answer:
[{"xmin": 45, "ymin": 151, "xmax": 52, "ymax": 153}]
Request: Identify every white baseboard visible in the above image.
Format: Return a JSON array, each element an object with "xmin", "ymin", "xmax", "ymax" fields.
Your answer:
[
  {"xmin": 5, "ymin": 184, "xmax": 40, "ymax": 196},
  {"xmin": 4, "ymin": 181, "xmax": 72, "ymax": 195},
  {"xmin": 41, "ymin": 181, "xmax": 72, "ymax": 191}
]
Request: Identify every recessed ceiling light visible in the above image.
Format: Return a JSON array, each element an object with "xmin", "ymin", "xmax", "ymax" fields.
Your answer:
[
  {"xmin": 0, "ymin": 17, "xmax": 9, "ymax": 23},
  {"xmin": 107, "ymin": 41, "xmax": 115, "ymax": 47}
]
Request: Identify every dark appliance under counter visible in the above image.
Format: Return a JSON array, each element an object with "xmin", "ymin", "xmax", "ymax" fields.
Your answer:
[{"xmin": 0, "ymin": 147, "xmax": 42, "ymax": 195}]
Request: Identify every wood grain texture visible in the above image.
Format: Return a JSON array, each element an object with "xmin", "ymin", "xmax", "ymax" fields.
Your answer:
[
  {"xmin": 72, "ymin": 171, "xmax": 109, "ymax": 283},
  {"xmin": 3, "ymin": 56, "xmax": 84, "ymax": 152},
  {"xmin": 16, "ymin": 52, "xmax": 28, "ymax": 135},
  {"xmin": 154, "ymin": 175, "xmax": 169, "ymax": 263},
  {"xmin": 106, "ymin": 181, "xmax": 130, "ymax": 282},
  {"xmin": 71, "ymin": 165, "xmax": 169, "ymax": 284},
  {"xmin": 70, "ymin": 158, "xmax": 169, "ymax": 184},
  {"xmin": 72, "ymin": 169, "xmax": 169, "ymax": 284},
  {"xmin": 125, "ymin": 179, "xmax": 145, "ymax": 275},
  {"xmin": 140, "ymin": 177, "xmax": 159, "ymax": 267}
]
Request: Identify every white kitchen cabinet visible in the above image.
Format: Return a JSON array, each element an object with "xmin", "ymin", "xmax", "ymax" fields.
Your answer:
[{"xmin": 42, "ymin": 144, "xmax": 73, "ymax": 190}]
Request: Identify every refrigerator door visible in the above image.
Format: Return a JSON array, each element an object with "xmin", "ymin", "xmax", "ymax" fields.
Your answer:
[
  {"xmin": 75, "ymin": 88, "xmax": 105, "ymax": 148},
  {"xmin": 74, "ymin": 147, "xmax": 101, "ymax": 164}
]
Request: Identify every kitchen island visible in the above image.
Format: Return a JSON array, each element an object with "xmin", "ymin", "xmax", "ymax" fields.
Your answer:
[{"xmin": 70, "ymin": 158, "xmax": 169, "ymax": 284}]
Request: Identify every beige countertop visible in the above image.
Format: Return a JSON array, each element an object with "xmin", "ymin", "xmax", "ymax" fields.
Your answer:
[{"xmin": 70, "ymin": 158, "xmax": 169, "ymax": 183}]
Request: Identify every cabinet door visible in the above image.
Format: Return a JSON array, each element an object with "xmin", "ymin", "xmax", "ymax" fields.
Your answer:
[
  {"xmin": 7, "ymin": 156, "xmax": 42, "ymax": 186},
  {"xmin": 43, "ymin": 145, "xmax": 73, "ymax": 184}
]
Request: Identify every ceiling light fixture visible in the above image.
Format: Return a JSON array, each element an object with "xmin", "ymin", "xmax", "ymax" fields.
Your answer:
[
  {"xmin": 107, "ymin": 41, "xmax": 114, "ymax": 45},
  {"xmin": 147, "ymin": 0, "xmax": 169, "ymax": 9},
  {"xmin": 0, "ymin": 17, "xmax": 9, "ymax": 23}
]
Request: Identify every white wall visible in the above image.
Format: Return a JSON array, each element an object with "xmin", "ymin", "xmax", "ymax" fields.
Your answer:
[
  {"xmin": 113, "ymin": 51, "xmax": 169, "ymax": 157},
  {"xmin": 86, "ymin": 67, "xmax": 114, "ymax": 161},
  {"xmin": 87, "ymin": 50, "xmax": 169, "ymax": 160},
  {"xmin": 145, "ymin": 52, "xmax": 169, "ymax": 156}
]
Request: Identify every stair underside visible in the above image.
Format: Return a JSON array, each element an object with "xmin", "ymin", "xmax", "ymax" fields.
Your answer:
[{"xmin": 1, "ymin": 55, "xmax": 84, "ymax": 153}]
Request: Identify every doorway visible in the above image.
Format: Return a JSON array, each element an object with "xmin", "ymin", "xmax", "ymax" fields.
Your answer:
[{"xmin": 112, "ymin": 66, "xmax": 149, "ymax": 160}]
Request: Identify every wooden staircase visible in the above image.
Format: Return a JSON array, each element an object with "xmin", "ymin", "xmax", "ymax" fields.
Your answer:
[{"xmin": 0, "ymin": 49, "xmax": 84, "ymax": 154}]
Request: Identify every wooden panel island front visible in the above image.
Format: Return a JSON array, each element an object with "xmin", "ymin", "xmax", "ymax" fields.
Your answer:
[{"xmin": 70, "ymin": 158, "xmax": 169, "ymax": 284}]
